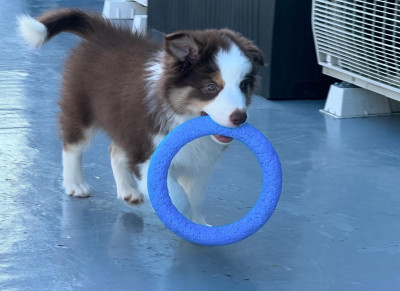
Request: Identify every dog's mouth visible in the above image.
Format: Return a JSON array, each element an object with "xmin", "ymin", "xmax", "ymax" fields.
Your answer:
[{"xmin": 201, "ymin": 112, "xmax": 233, "ymax": 144}]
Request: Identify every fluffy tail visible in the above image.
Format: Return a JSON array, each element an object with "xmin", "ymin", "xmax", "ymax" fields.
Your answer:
[{"xmin": 18, "ymin": 9, "xmax": 106, "ymax": 48}]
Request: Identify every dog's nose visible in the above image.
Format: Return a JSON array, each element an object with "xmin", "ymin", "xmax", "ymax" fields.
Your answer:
[{"xmin": 230, "ymin": 110, "xmax": 247, "ymax": 126}]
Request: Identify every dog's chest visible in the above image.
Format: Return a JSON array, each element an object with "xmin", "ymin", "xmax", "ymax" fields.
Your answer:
[
  {"xmin": 152, "ymin": 133, "xmax": 223, "ymax": 173},
  {"xmin": 172, "ymin": 136, "xmax": 223, "ymax": 173}
]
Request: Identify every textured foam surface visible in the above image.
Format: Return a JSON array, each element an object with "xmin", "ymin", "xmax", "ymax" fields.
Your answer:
[{"xmin": 147, "ymin": 116, "xmax": 282, "ymax": 246}]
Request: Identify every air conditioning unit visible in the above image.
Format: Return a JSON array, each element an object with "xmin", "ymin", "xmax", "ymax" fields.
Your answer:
[
  {"xmin": 312, "ymin": 0, "xmax": 400, "ymax": 117},
  {"xmin": 103, "ymin": 0, "xmax": 147, "ymax": 33}
]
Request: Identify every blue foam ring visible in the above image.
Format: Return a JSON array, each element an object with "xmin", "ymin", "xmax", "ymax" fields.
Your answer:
[{"xmin": 147, "ymin": 115, "xmax": 282, "ymax": 246}]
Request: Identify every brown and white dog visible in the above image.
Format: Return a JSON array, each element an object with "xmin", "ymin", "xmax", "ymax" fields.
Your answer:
[{"xmin": 18, "ymin": 9, "xmax": 264, "ymax": 224}]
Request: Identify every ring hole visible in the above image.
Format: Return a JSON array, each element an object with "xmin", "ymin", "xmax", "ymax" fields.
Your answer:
[
  {"xmin": 205, "ymin": 141, "xmax": 262, "ymax": 225},
  {"xmin": 167, "ymin": 137, "xmax": 262, "ymax": 226},
  {"xmin": 204, "ymin": 140, "xmax": 262, "ymax": 225}
]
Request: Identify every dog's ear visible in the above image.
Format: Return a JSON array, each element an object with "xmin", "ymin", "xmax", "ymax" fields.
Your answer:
[
  {"xmin": 245, "ymin": 43, "xmax": 264, "ymax": 66},
  {"xmin": 164, "ymin": 32, "xmax": 199, "ymax": 64},
  {"xmin": 220, "ymin": 29, "xmax": 264, "ymax": 66},
  {"xmin": 235, "ymin": 35, "xmax": 264, "ymax": 66}
]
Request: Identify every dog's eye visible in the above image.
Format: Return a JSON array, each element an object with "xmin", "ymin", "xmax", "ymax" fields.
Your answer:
[
  {"xmin": 206, "ymin": 83, "xmax": 218, "ymax": 92},
  {"xmin": 239, "ymin": 80, "xmax": 248, "ymax": 91}
]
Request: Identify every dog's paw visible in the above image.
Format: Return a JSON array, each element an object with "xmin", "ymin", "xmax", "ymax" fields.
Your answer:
[
  {"xmin": 192, "ymin": 215, "xmax": 211, "ymax": 226},
  {"xmin": 63, "ymin": 182, "xmax": 91, "ymax": 198},
  {"xmin": 118, "ymin": 188, "xmax": 144, "ymax": 205}
]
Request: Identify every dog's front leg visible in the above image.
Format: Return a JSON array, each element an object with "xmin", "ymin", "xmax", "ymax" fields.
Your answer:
[
  {"xmin": 135, "ymin": 160, "xmax": 191, "ymax": 219},
  {"xmin": 167, "ymin": 170, "xmax": 192, "ymax": 220},
  {"xmin": 110, "ymin": 143, "xmax": 144, "ymax": 205},
  {"xmin": 176, "ymin": 173, "xmax": 209, "ymax": 225}
]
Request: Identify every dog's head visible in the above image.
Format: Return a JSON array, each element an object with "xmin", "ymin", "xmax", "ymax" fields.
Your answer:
[{"xmin": 161, "ymin": 29, "xmax": 264, "ymax": 142}]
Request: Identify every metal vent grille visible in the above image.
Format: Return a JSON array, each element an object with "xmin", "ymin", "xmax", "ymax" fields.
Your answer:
[{"xmin": 312, "ymin": 0, "xmax": 400, "ymax": 95}]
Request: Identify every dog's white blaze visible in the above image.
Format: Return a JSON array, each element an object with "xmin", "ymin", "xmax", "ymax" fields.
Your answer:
[
  {"xmin": 203, "ymin": 44, "xmax": 252, "ymax": 127},
  {"xmin": 18, "ymin": 15, "xmax": 48, "ymax": 48}
]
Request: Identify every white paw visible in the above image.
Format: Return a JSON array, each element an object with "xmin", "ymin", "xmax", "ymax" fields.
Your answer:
[
  {"xmin": 192, "ymin": 215, "xmax": 211, "ymax": 226},
  {"xmin": 63, "ymin": 182, "xmax": 91, "ymax": 198},
  {"xmin": 118, "ymin": 188, "xmax": 144, "ymax": 205}
]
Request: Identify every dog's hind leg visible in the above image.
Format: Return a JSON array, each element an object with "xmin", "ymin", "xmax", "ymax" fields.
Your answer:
[
  {"xmin": 61, "ymin": 127, "xmax": 95, "ymax": 197},
  {"xmin": 110, "ymin": 143, "xmax": 144, "ymax": 205},
  {"xmin": 59, "ymin": 88, "xmax": 95, "ymax": 197}
]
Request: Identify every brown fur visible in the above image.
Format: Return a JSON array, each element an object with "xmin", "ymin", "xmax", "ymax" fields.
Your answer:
[
  {"xmin": 59, "ymin": 29, "xmax": 159, "ymax": 175},
  {"xmin": 34, "ymin": 9, "xmax": 264, "ymax": 175}
]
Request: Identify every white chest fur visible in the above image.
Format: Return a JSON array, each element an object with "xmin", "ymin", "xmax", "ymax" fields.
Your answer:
[{"xmin": 136, "ymin": 133, "xmax": 224, "ymax": 195}]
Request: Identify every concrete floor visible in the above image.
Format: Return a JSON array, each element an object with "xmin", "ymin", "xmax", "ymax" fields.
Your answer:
[{"xmin": 1, "ymin": 1, "xmax": 400, "ymax": 290}]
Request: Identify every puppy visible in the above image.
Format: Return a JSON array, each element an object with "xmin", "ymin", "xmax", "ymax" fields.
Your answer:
[{"xmin": 18, "ymin": 9, "xmax": 264, "ymax": 224}]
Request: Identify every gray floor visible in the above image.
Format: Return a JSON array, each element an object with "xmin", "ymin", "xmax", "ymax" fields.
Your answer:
[{"xmin": 1, "ymin": 1, "xmax": 400, "ymax": 290}]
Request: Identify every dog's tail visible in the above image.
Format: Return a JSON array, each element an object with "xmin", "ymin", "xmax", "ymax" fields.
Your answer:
[{"xmin": 18, "ymin": 9, "xmax": 108, "ymax": 48}]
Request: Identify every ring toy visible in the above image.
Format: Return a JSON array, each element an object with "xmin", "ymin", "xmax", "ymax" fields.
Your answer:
[{"xmin": 147, "ymin": 115, "xmax": 282, "ymax": 246}]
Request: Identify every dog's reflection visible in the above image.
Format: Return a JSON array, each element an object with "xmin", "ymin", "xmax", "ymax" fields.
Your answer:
[{"xmin": 107, "ymin": 212, "xmax": 144, "ymax": 258}]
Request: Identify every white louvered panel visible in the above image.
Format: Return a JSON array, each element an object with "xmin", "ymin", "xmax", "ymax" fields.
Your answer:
[
  {"xmin": 316, "ymin": 33, "xmax": 399, "ymax": 84},
  {"xmin": 314, "ymin": 11, "xmax": 400, "ymax": 48},
  {"xmin": 315, "ymin": 25, "xmax": 399, "ymax": 63},
  {"xmin": 316, "ymin": 31, "xmax": 398, "ymax": 72},
  {"xmin": 312, "ymin": 0, "xmax": 400, "ymax": 95}
]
